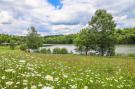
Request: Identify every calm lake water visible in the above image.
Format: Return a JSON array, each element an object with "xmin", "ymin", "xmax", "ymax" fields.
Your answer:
[{"xmin": 41, "ymin": 44, "xmax": 135, "ymax": 55}]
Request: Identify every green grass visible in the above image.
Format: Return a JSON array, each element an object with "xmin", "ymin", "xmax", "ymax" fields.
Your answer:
[{"xmin": 0, "ymin": 46, "xmax": 135, "ymax": 89}]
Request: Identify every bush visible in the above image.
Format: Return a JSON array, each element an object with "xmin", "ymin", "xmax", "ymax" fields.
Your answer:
[
  {"xmin": 20, "ymin": 44, "xmax": 27, "ymax": 51},
  {"xmin": 61, "ymin": 48, "xmax": 68, "ymax": 54},
  {"xmin": 10, "ymin": 40, "xmax": 16, "ymax": 50},
  {"xmin": 53, "ymin": 48, "xmax": 61, "ymax": 54},
  {"xmin": 47, "ymin": 49, "xmax": 51, "ymax": 54},
  {"xmin": 40, "ymin": 48, "xmax": 51, "ymax": 54},
  {"xmin": 53, "ymin": 48, "xmax": 68, "ymax": 54}
]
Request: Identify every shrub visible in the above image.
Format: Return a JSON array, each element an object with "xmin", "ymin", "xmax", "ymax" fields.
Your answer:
[
  {"xmin": 61, "ymin": 48, "xmax": 68, "ymax": 54},
  {"xmin": 40, "ymin": 48, "xmax": 51, "ymax": 54},
  {"xmin": 47, "ymin": 49, "xmax": 51, "ymax": 54},
  {"xmin": 19, "ymin": 44, "xmax": 27, "ymax": 51},
  {"xmin": 53, "ymin": 48, "xmax": 68, "ymax": 54},
  {"xmin": 10, "ymin": 40, "xmax": 16, "ymax": 50},
  {"xmin": 53, "ymin": 48, "xmax": 61, "ymax": 54}
]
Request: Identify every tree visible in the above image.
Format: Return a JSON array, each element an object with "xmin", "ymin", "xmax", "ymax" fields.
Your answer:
[
  {"xmin": 19, "ymin": 44, "xmax": 27, "ymax": 51},
  {"xmin": 74, "ymin": 28, "xmax": 97, "ymax": 55},
  {"xmin": 9, "ymin": 40, "xmax": 16, "ymax": 50},
  {"xmin": 26, "ymin": 26, "xmax": 43, "ymax": 49},
  {"xmin": 89, "ymin": 9, "xmax": 116, "ymax": 56}
]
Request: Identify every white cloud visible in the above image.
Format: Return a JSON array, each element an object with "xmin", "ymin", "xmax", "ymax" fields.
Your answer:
[
  {"xmin": 0, "ymin": 0, "xmax": 135, "ymax": 35},
  {"xmin": 0, "ymin": 11, "xmax": 13, "ymax": 23}
]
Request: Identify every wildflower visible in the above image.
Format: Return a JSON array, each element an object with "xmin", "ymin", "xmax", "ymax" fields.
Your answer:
[
  {"xmin": 114, "ymin": 79, "xmax": 118, "ymax": 82},
  {"xmin": 6, "ymin": 81, "xmax": 13, "ymax": 86},
  {"xmin": 24, "ymin": 87, "xmax": 28, "ymax": 89},
  {"xmin": 54, "ymin": 77, "xmax": 59, "ymax": 81},
  {"xmin": 1, "ymin": 76, "xmax": 6, "ymax": 79},
  {"xmin": 63, "ymin": 74, "xmax": 68, "ymax": 78},
  {"xmin": 31, "ymin": 85, "xmax": 37, "ymax": 89},
  {"xmin": 23, "ymin": 80, "xmax": 28, "ymax": 85},
  {"xmin": 19, "ymin": 60, "xmax": 26, "ymax": 63},
  {"xmin": 45, "ymin": 75, "xmax": 53, "ymax": 81},
  {"xmin": 117, "ymin": 85, "xmax": 124, "ymax": 88},
  {"xmin": 42, "ymin": 86, "xmax": 53, "ymax": 89},
  {"xmin": 5, "ymin": 69, "xmax": 14, "ymax": 72},
  {"xmin": 90, "ymin": 79, "xmax": 93, "ymax": 83},
  {"xmin": 16, "ymin": 82, "xmax": 20, "ymax": 85},
  {"xmin": 71, "ymin": 85, "xmax": 77, "ymax": 89},
  {"xmin": 38, "ymin": 83, "xmax": 42, "ymax": 87},
  {"xmin": 84, "ymin": 86, "xmax": 88, "ymax": 89}
]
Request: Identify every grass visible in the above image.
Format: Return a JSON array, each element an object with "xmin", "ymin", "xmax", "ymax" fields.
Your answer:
[{"xmin": 0, "ymin": 46, "xmax": 135, "ymax": 89}]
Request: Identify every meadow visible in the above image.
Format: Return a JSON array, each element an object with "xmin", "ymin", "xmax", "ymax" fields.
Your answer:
[{"xmin": 0, "ymin": 46, "xmax": 135, "ymax": 89}]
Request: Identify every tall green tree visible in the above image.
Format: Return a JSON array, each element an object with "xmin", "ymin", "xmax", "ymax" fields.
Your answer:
[
  {"xmin": 89, "ymin": 9, "xmax": 116, "ymax": 56},
  {"xmin": 74, "ymin": 28, "xmax": 97, "ymax": 55},
  {"xmin": 26, "ymin": 26, "xmax": 43, "ymax": 49}
]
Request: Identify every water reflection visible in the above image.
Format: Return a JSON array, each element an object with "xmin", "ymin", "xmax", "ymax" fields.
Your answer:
[{"xmin": 41, "ymin": 44, "xmax": 135, "ymax": 55}]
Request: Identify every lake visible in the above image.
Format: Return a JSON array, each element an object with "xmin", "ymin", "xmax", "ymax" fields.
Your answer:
[{"xmin": 41, "ymin": 44, "xmax": 135, "ymax": 55}]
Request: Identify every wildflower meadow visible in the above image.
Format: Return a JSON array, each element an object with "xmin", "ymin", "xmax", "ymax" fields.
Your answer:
[{"xmin": 0, "ymin": 47, "xmax": 135, "ymax": 89}]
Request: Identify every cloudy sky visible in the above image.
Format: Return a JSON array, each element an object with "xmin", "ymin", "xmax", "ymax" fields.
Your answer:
[{"xmin": 0, "ymin": 0, "xmax": 135, "ymax": 35}]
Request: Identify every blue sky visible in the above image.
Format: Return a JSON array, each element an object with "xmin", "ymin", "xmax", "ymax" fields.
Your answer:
[
  {"xmin": 0, "ymin": 0, "xmax": 135, "ymax": 35},
  {"xmin": 48, "ymin": 0, "xmax": 63, "ymax": 9}
]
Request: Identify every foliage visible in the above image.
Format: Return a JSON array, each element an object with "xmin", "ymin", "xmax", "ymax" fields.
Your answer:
[
  {"xmin": 43, "ymin": 34, "xmax": 75, "ymax": 44},
  {"xmin": 74, "ymin": 28, "xmax": 97, "ymax": 55},
  {"xmin": 0, "ymin": 34, "xmax": 25, "ymax": 45},
  {"xmin": 40, "ymin": 48, "xmax": 51, "ymax": 54},
  {"xmin": 90, "ymin": 9, "xmax": 116, "ymax": 56},
  {"xmin": 53, "ymin": 48, "xmax": 62, "ymax": 54},
  {"xmin": 9, "ymin": 40, "xmax": 16, "ymax": 50},
  {"xmin": 19, "ymin": 44, "xmax": 27, "ymax": 51},
  {"xmin": 74, "ymin": 9, "xmax": 116, "ymax": 56},
  {"xmin": 53, "ymin": 48, "xmax": 68, "ymax": 54},
  {"xmin": 116, "ymin": 28, "xmax": 135, "ymax": 44},
  {"xmin": 61, "ymin": 48, "xmax": 68, "ymax": 54},
  {"xmin": 0, "ymin": 27, "xmax": 134, "ymax": 46},
  {"xmin": 26, "ymin": 26, "xmax": 43, "ymax": 49}
]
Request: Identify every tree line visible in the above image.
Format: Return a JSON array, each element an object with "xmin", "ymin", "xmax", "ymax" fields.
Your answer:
[{"xmin": 0, "ymin": 28, "xmax": 134, "ymax": 45}]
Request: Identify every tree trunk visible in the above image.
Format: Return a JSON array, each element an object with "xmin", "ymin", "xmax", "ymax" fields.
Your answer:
[
  {"xmin": 85, "ymin": 46, "xmax": 88, "ymax": 56},
  {"xmin": 101, "ymin": 48, "xmax": 104, "ymax": 56}
]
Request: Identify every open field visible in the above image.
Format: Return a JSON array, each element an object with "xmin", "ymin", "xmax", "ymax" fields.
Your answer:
[{"xmin": 0, "ymin": 47, "xmax": 135, "ymax": 89}]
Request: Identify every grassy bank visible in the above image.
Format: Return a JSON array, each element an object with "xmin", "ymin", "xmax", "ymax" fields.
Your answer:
[{"xmin": 0, "ymin": 46, "xmax": 135, "ymax": 89}]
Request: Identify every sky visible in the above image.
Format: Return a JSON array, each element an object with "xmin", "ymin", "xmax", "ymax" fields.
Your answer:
[{"xmin": 0, "ymin": 0, "xmax": 135, "ymax": 36}]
